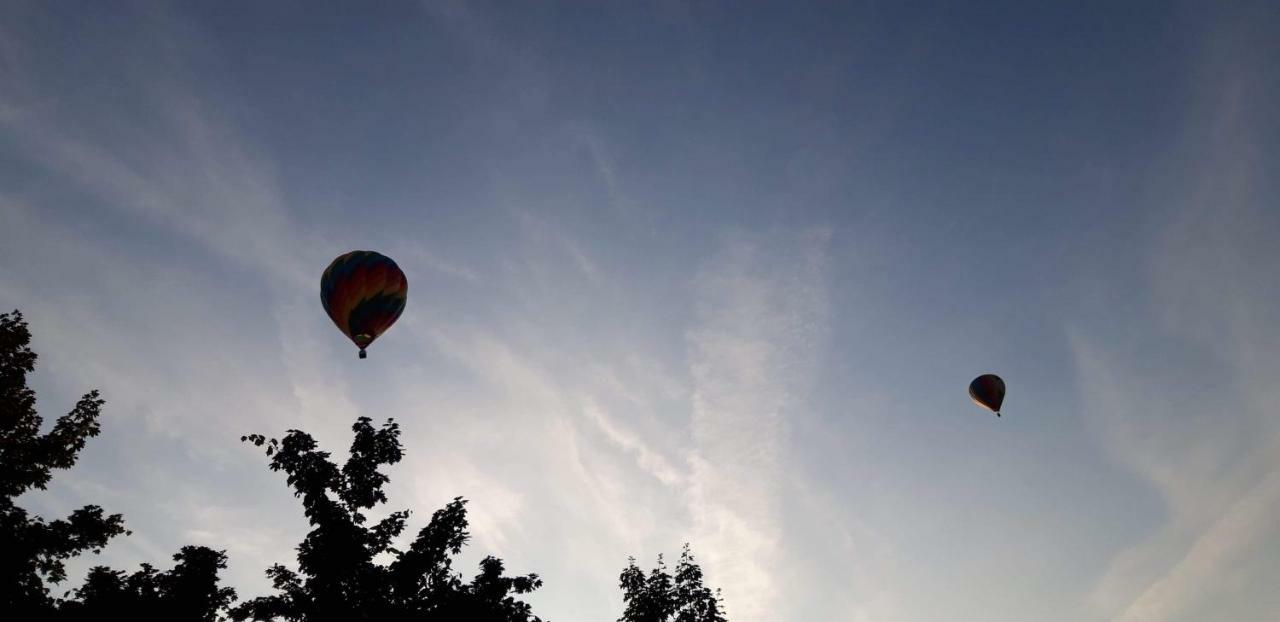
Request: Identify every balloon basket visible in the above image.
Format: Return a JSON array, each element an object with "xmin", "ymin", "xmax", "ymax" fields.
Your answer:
[{"xmin": 359, "ymin": 349, "xmax": 367, "ymax": 359}]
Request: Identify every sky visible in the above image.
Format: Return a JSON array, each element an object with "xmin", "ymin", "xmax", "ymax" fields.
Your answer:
[{"xmin": 2, "ymin": 1, "xmax": 1279, "ymax": 620}]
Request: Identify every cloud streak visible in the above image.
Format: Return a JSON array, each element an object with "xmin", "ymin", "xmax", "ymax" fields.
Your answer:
[
  {"xmin": 684, "ymin": 229, "xmax": 830, "ymax": 621},
  {"xmin": 1077, "ymin": 13, "xmax": 1280, "ymax": 621}
]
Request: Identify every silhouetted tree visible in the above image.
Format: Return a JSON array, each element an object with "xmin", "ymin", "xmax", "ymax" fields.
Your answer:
[
  {"xmin": 60, "ymin": 545, "xmax": 236, "ymax": 621},
  {"xmin": 1, "ymin": 310, "xmax": 234, "ymax": 619},
  {"xmin": 618, "ymin": 545, "xmax": 727, "ymax": 622},
  {"xmin": 0, "ymin": 310, "xmax": 127, "ymax": 617},
  {"xmin": 232, "ymin": 418, "xmax": 544, "ymax": 622}
]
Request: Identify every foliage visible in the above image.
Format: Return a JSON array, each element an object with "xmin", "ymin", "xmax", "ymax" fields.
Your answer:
[
  {"xmin": 0, "ymin": 310, "xmax": 127, "ymax": 616},
  {"xmin": 61, "ymin": 546, "xmax": 237, "ymax": 621},
  {"xmin": 233, "ymin": 418, "xmax": 544, "ymax": 622},
  {"xmin": 618, "ymin": 545, "xmax": 727, "ymax": 622}
]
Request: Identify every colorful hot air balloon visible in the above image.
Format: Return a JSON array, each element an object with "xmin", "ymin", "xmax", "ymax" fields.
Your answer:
[
  {"xmin": 320, "ymin": 251, "xmax": 407, "ymax": 359},
  {"xmin": 969, "ymin": 373, "xmax": 1005, "ymax": 417}
]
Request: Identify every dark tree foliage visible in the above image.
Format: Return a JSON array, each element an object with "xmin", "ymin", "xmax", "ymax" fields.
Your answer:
[
  {"xmin": 0, "ymin": 310, "xmax": 127, "ymax": 617},
  {"xmin": 618, "ymin": 545, "xmax": 727, "ymax": 622},
  {"xmin": 60, "ymin": 545, "xmax": 237, "ymax": 621},
  {"xmin": 233, "ymin": 418, "xmax": 544, "ymax": 622}
]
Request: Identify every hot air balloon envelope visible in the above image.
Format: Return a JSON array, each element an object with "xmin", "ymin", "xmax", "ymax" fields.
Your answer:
[
  {"xmin": 969, "ymin": 373, "xmax": 1005, "ymax": 416},
  {"xmin": 320, "ymin": 250, "xmax": 407, "ymax": 358}
]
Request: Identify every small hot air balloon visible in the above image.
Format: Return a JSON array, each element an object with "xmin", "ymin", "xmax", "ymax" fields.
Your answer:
[
  {"xmin": 320, "ymin": 250, "xmax": 407, "ymax": 359},
  {"xmin": 969, "ymin": 373, "xmax": 1005, "ymax": 417}
]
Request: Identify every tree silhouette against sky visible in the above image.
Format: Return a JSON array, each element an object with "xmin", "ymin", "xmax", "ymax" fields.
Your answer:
[
  {"xmin": 60, "ymin": 546, "xmax": 236, "ymax": 621},
  {"xmin": 2, "ymin": 309, "xmax": 731, "ymax": 621},
  {"xmin": 0, "ymin": 309, "xmax": 128, "ymax": 617},
  {"xmin": 617, "ymin": 545, "xmax": 728, "ymax": 622},
  {"xmin": 233, "ymin": 418, "xmax": 545, "ymax": 622},
  {"xmin": 0, "ymin": 309, "xmax": 236, "ymax": 620}
]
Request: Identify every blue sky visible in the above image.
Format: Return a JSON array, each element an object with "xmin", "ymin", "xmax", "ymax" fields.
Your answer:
[{"xmin": 2, "ymin": 1, "xmax": 1278, "ymax": 620}]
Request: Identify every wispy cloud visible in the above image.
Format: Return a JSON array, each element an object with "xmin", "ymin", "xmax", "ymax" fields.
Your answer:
[
  {"xmin": 0, "ymin": 6, "xmax": 367, "ymax": 597},
  {"xmin": 582, "ymin": 397, "xmax": 684, "ymax": 487},
  {"xmin": 513, "ymin": 208, "xmax": 603, "ymax": 282},
  {"xmin": 684, "ymin": 228, "xmax": 830, "ymax": 621},
  {"xmin": 9, "ymin": 3, "xmax": 1277, "ymax": 620},
  {"xmin": 1076, "ymin": 14, "xmax": 1280, "ymax": 621},
  {"xmin": 1, "ymin": 91, "xmax": 312, "ymax": 288}
]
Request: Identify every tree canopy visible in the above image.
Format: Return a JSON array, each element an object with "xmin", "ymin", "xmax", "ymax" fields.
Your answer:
[
  {"xmin": 233, "ymin": 419, "xmax": 544, "ymax": 622},
  {"xmin": 0, "ymin": 310, "xmax": 128, "ymax": 617},
  {"xmin": 60, "ymin": 546, "xmax": 237, "ymax": 621},
  {"xmin": 1, "ymin": 309, "xmax": 238, "ymax": 620},
  {"xmin": 618, "ymin": 545, "xmax": 728, "ymax": 622},
  {"xmin": 2, "ymin": 308, "xmax": 732, "ymax": 621}
]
